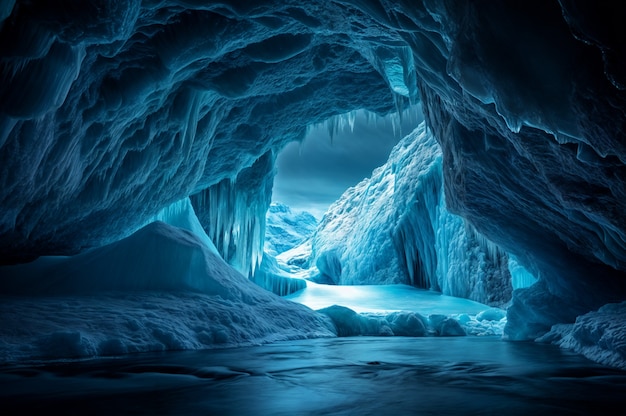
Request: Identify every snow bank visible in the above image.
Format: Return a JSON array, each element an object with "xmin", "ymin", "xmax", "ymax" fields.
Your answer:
[
  {"xmin": 537, "ymin": 302, "xmax": 626, "ymax": 370},
  {"xmin": 317, "ymin": 305, "xmax": 505, "ymax": 338},
  {"xmin": 0, "ymin": 290, "xmax": 333, "ymax": 364},
  {"xmin": 0, "ymin": 221, "xmax": 333, "ymax": 363}
]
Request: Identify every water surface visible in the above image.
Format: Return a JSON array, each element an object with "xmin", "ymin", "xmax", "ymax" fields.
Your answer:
[{"xmin": 2, "ymin": 337, "xmax": 625, "ymax": 415}]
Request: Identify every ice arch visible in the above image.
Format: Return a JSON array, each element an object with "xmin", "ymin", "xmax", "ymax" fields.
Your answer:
[{"xmin": 1, "ymin": 1, "xmax": 626, "ymax": 340}]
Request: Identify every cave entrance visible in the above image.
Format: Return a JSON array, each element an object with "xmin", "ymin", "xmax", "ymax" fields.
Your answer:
[
  {"xmin": 255, "ymin": 106, "xmax": 423, "ymax": 300},
  {"xmin": 260, "ymin": 105, "xmax": 522, "ymax": 338},
  {"xmin": 271, "ymin": 109, "xmax": 422, "ymax": 220},
  {"xmin": 265, "ymin": 108, "xmax": 422, "ymax": 265}
]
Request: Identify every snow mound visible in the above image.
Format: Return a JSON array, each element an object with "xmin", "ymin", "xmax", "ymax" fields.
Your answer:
[
  {"xmin": 1, "ymin": 221, "xmax": 233, "ymax": 294},
  {"xmin": 537, "ymin": 302, "xmax": 626, "ymax": 370},
  {"xmin": 0, "ymin": 221, "xmax": 333, "ymax": 363},
  {"xmin": 317, "ymin": 305, "xmax": 506, "ymax": 338}
]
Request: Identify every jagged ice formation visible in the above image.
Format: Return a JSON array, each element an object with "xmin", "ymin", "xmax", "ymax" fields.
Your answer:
[
  {"xmin": 1, "ymin": 1, "xmax": 626, "ymax": 347},
  {"xmin": 264, "ymin": 202, "xmax": 318, "ymax": 257},
  {"xmin": 190, "ymin": 151, "xmax": 275, "ymax": 277},
  {"xmin": 309, "ymin": 122, "xmax": 514, "ymax": 307}
]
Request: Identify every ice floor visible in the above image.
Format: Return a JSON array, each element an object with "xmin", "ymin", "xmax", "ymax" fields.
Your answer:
[
  {"xmin": 286, "ymin": 282, "xmax": 491, "ymax": 315},
  {"xmin": 2, "ymin": 337, "xmax": 625, "ymax": 415}
]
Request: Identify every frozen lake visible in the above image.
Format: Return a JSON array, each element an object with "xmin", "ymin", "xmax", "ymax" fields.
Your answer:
[
  {"xmin": 2, "ymin": 336, "xmax": 625, "ymax": 415},
  {"xmin": 286, "ymin": 282, "xmax": 492, "ymax": 314}
]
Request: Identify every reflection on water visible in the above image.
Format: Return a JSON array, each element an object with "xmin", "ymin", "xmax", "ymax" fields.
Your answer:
[{"xmin": 2, "ymin": 337, "xmax": 625, "ymax": 415}]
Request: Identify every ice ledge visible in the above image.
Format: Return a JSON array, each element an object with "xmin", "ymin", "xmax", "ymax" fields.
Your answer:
[{"xmin": 537, "ymin": 301, "xmax": 626, "ymax": 370}]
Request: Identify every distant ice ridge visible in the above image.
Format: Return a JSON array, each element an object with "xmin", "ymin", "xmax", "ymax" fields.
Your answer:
[
  {"xmin": 537, "ymin": 301, "xmax": 626, "ymax": 370},
  {"xmin": 308, "ymin": 122, "xmax": 530, "ymax": 307},
  {"xmin": 264, "ymin": 202, "xmax": 318, "ymax": 256},
  {"xmin": 0, "ymin": 220, "xmax": 333, "ymax": 363}
]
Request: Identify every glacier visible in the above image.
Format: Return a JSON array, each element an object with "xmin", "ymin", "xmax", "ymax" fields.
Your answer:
[
  {"xmin": 0, "ymin": 0, "xmax": 626, "ymax": 372},
  {"xmin": 308, "ymin": 122, "xmax": 515, "ymax": 307},
  {"xmin": 264, "ymin": 202, "xmax": 318, "ymax": 257}
]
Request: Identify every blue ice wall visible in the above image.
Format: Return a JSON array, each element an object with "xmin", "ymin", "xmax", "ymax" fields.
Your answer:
[{"xmin": 310, "ymin": 122, "xmax": 514, "ymax": 307}]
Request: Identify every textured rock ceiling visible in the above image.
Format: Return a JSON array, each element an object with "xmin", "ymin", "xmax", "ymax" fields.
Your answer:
[{"xmin": 1, "ymin": 1, "xmax": 625, "ymax": 334}]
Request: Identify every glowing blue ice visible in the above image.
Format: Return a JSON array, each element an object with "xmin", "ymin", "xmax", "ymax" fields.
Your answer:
[{"xmin": 306, "ymin": 122, "xmax": 516, "ymax": 306}]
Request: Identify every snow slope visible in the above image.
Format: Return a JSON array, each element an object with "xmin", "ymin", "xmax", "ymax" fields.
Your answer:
[{"xmin": 0, "ymin": 221, "xmax": 333, "ymax": 363}]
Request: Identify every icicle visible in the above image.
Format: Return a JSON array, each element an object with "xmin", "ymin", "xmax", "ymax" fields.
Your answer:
[{"xmin": 190, "ymin": 151, "xmax": 274, "ymax": 278}]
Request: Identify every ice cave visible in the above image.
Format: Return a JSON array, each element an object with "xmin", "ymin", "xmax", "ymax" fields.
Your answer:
[{"xmin": 1, "ymin": 1, "xmax": 626, "ymax": 414}]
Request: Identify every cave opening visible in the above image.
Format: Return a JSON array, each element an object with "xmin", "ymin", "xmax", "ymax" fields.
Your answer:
[
  {"xmin": 271, "ymin": 109, "xmax": 419, "ymax": 219},
  {"xmin": 257, "ymin": 105, "xmax": 535, "ymax": 340}
]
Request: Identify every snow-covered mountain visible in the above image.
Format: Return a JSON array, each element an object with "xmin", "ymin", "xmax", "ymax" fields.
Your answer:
[{"xmin": 264, "ymin": 202, "xmax": 318, "ymax": 256}]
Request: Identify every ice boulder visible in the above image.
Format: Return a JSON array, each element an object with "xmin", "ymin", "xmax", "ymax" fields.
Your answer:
[
  {"xmin": 385, "ymin": 312, "xmax": 428, "ymax": 337},
  {"xmin": 476, "ymin": 308, "xmax": 507, "ymax": 322}
]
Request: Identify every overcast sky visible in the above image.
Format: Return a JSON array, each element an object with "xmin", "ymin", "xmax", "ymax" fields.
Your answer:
[{"xmin": 272, "ymin": 108, "xmax": 423, "ymax": 218}]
